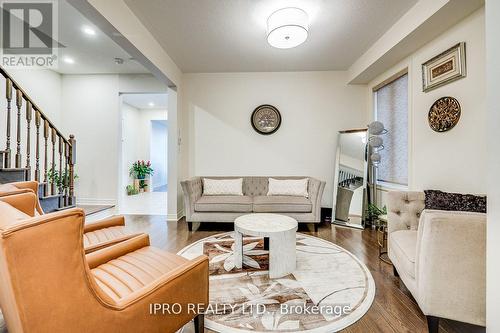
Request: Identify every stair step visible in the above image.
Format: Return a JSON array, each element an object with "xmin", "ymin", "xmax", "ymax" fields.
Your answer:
[
  {"xmin": 40, "ymin": 194, "xmax": 63, "ymax": 213},
  {"xmin": 56, "ymin": 205, "xmax": 75, "ymax": 212},
  {"xmin": 0, "ymin": 168, "xmax": 28, "ymax": 184}
]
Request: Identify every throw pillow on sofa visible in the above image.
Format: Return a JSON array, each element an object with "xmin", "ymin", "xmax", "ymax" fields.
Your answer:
[
  {"xmin": 267, "ymin": 178, "xmax": 309, "ymax": 197},
  {"xmin": 203, "ymin": 178, "xmax": 243, "ymax": 196},
  {"xmin": 424, "ymin": 189, "xmax": 486, "ymax": 213}
]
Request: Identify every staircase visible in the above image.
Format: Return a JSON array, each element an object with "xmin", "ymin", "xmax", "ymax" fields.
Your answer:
[{"xmin": 0, "ymin": 66, "xmax": 76, "ymax": 213}]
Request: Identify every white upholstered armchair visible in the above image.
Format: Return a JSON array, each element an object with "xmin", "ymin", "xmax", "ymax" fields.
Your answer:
[{"xmin": 387, "ymin": 191, "xmax": 486, "ymax": 332}]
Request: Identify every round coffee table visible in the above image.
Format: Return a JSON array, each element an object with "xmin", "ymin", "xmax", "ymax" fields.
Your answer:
[{"xmin": 234, "ymin": 213, "xmax": 298, "ymax": 278}]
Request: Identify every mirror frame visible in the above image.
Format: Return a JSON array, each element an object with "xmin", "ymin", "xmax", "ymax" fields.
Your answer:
[{"xmin": 331, "ymin": 128, "xmax": 368, "ymax": 229}]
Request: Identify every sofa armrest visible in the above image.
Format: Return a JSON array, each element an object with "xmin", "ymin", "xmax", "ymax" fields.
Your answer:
[
  {"xmin": 181, "ymin": 177, "xmax": 203, "ymax": 221},
  {"xmin": 387, "ymin": 191, "xmax": 425, "ymax": 234},
  {"xmin": 415, "ymin": 209, "xmax": 486, "ymax": 325},
  {"xmin": 308, "ymin": 178, "xmax": 325, "ymax": 222},
  {"xmin": 0, "ymin": 192, "xmax": 37, "ymax": 217},
  {"xmin": 115, "ymin": 254, "xmax": 209, "ymax": 309},
  {"xmin": 0, "ymin": 181, "xmax": 44, "ymax": 214},
  {"xmin": 84, "ymin": 215, "xmax": 125, "ymax": 232},
  {"xmin": 86, "ymin": 234, "xmax": 150, "ymax": 269}
]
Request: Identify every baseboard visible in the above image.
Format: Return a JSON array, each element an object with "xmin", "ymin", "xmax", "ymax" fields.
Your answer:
[
  {"xmin": 168, "ymin": 208, "xmax": 185, "ymax": 222},
  {"xmin": 76, "ymin": 198, "xmax": 117, "ymax": 206}
]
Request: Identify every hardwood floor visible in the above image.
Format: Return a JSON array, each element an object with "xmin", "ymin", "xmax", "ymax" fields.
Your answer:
[{"xmin": 123, "ymin": 215, "xmax": 485, "ymax": 333}]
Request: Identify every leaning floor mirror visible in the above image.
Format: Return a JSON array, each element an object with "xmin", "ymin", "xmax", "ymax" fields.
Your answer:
[{"xmin": 332, "ymin": 129, "xmax": 368, "ymax": 229}]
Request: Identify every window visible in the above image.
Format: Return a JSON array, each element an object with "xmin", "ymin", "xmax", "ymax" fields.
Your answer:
[{"xmin": 373, "ymin": 72, "xmax": 408, "ymax": 186}]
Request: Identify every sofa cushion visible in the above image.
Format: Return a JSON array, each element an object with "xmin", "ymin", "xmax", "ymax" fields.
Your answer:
[
  {"xmin": 389, "ymin": 230, "xmax": 417, "ymax": 279},
  {"xmin": 203, "ymin": 178, "xmax": 243, "ymax": 196},
  {"xmin": 253, "ymin": 196, "xmax": 312, "ymax": 213},
  {"xmin": 195, "ymin": 195, "xmax": 253, "ymax": 212},
  {"xmin": 268, "ymin": 178, "xmax": 309, "ymax": 197}
]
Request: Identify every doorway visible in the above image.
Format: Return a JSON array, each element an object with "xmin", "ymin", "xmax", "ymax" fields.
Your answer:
[{"xmin": 119, "ymin": 93, "xmax": 168, "ymax": 215}]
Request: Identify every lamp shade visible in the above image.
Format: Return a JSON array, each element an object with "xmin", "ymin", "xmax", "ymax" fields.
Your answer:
[
  {"xmin": 369, "ymin": 136, "xmax": 384, "ymax": 148},
  {"xmin": 368, "ymin": 121, "xmax": 386, "ymax": 135},
  {"xmin": 267, "ymin": 8, "xmax": 309, "ymax": 49}
]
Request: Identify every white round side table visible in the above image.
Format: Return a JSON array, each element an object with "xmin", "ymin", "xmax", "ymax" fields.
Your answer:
[{"xmin": 234, "ymin": 213, "xmax": 298, "ymax": 279}]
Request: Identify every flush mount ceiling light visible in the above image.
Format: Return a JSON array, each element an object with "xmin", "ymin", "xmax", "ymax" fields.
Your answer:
[
  {"xmin": 82, "ymin": 26, "xmax": 96, "ymax": 36},
  {"xmin": 267, "ymin": 7, "xmax": 308, "ymax": 49},
  {"xmin": 63, "ymin": 56, "xmax": 75, "ymax": 64},
  {"xmin": 148, "ymin": 102, "xmax": 155, "ymax": 107}
]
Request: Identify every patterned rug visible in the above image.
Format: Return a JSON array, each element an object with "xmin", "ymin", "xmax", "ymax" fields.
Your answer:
[{"xmin": 178, "ymin": 232, "xmax": 375, "ymax": 333}]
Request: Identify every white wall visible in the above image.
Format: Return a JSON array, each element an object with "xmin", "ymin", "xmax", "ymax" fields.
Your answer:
[
  {"xmin": 183, "ymin": 71, "xmax": 367, "ymax": 206},
  {"xmin": 61, "ymin": 75, "xmax": 120, "ymax": 204},
  {"xmin": 368, "ymin": 8, "xmax": 486, "ymax": 195},
  {"xmin": 150, "ymin": 120, "xmax": 168, "ymax": 189},
  {"xmin": 60, "ymin": 74, "xmax": 166, "ymax": 205},
  {"xmin": 121, "ymin": 103, "xmax": 167, "ymax": 189},
  {"xmin": 121, "ymin": 102, "xmax": 142, "ymax": 188},
  {"xmin": 486, "ymin": 0, "xmax": 500, "ymax": 331},
  {"xmin": 6, "ymin": 69, "xmax": 62, "ymax": 125}
]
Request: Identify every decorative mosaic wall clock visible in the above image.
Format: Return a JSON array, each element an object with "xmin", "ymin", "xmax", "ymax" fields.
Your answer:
[
  {"xmin": 428, "ymin": 96, "xmax": 461, "ymax": 132},
  {"xmin": 251, "ymin": 104, "xmax": 282, "ymax": 135}
]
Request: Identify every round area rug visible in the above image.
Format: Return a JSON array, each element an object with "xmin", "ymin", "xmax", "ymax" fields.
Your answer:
[{"xmin": 178, "ymin": 232, "xmax": 375, "ymax": 333}]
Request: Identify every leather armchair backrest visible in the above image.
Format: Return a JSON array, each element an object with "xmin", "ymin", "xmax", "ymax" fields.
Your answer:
[{"xmin": 0, "ymin": 206, "xmax": 97, "ymax": 332}]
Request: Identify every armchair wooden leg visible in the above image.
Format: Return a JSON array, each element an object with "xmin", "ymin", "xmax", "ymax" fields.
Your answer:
[
  {"xmin": 393, "ymin": 266, "xmax": 399, "ymax": 277},
  {"xmin": 188, "ymin": 222, "xmax": 193, "ymax": 232},
  {"xmin": 426, "ymin": 316, "xmax": 439, "ymax": 333},
  {"xmin": 314, "ymin": 223, "xmax": 319, "ymax": 232},
  {"xmin": 194, "ymin": 313, "xmax": 204, "ymax": 333}
]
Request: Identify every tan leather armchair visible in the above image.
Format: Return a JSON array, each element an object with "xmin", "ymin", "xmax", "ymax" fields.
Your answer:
[
  {"xmin": 0, "ymin": 193, "xmax": 209, "ymax": 333},
  {"xmin": 0, "ymin": 181, "xmax": 139, "ymax": 253}
]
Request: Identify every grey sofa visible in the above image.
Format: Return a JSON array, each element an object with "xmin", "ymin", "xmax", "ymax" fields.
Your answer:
[
  {"xmin": 387, "ymin": 191, "xmax": 486, "ymax": 332},
  {"xmin": 181, "ymin": 176, "xmax": 325, "ymax": 231}
]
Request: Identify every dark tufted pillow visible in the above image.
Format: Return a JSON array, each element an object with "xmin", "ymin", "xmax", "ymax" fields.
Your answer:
[{"xmin": 424, "ymin": 190, "xmax": 486, "ymax": 213}]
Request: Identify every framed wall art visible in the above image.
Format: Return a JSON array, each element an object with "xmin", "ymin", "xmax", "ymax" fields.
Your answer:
[{"xmin": 422, "ymin": 42, "xmax": 466, "ymax": 92}]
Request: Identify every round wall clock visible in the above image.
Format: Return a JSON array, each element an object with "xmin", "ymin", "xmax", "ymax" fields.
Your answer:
[
  {"xmin": 428, "ymin": 96, "xmax": 461, "ymax": 132},
  {"xmin": 251, "ymin": 104, "xmax": 282, "ymax": 135}
]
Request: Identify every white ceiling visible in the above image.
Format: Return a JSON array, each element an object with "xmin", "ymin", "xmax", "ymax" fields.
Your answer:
[
  {"xmin": 122, "ymin": 93, "xmax": 168, "ymax": 110},
  {"xmin": 55, "ymin": 0, "xmax": 149, "ymax": 74},
  {"xmin": 124, "ymin": 0, "xmax": 418, "ymax": 73}
]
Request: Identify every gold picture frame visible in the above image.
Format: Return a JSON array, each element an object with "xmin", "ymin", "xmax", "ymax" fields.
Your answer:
[{"xmin": 422, "ymin": 42, "xmax": 466, "ymax": 92}]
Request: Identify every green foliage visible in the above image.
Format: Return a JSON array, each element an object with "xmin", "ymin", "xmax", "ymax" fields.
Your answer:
[
  {"xmin": 366, "ymin": 203, "xmax": 387, "ymax": 220},
  {"xmin": 126, "ymin": 185, "xmax": 139, "ymax": 195},
  {"xmin": 47, "ymin": 168, "xmax": 78, "ymax": 191},
  {"xmin": 129, "ymin": 160, "xmax": 154, "ymax": 179},
  {"xmin": 138, "ymin": 180, "xmax": 148, "ymax": 189}
]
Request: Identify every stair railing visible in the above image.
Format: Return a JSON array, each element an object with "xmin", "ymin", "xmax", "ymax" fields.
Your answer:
[{"xmin": 0, "ymin": 65, "xmax": 76, "ymax": 206}]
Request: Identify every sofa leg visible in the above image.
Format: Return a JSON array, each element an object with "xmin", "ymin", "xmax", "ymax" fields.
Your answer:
[
  {"xmin": 188, "ymin": 222, "xmax": 193, "ymax": 232},
  {"xmin": 194, "ymin": 313, "xmax": 204, "ymax": 333},
  {"xmin": 313, "ymin": 223, "xmax": 319, "ymax": 232},
  {"xmin": 393, "ymin": 266, "xmax": 399, "ymax": 277},
  {"xmin": 426, "ymin": 316, "xmax": 439, "ymax": 333}
]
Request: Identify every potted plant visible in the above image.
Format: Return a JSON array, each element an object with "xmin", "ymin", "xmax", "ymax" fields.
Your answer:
[
  {"xmin": 126, "ymin": 185, "xmax": 139, "ymax": 195},
  {"xmin": 47, "ymin": 168, "xmax": 79, "ymax": 193},
  {"xmin": 129, "ymin": 160, "xmax": 154, "ymax": 192},
  {"xmin": 366, "ymin": 203, "xmax": 387, "ymax": 228}
]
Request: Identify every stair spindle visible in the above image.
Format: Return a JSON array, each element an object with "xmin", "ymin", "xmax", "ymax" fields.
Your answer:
[
  {"xmin": 68, "ymin": 135, "xmax": 76, "ymax": 205},
  {"xmin": 4, "ymin": 78, "xmax": 12, "ymax": 167},
  {"xmin": 64, "ymin": 142, "xmax": 69, "ymax": 205},
  {"xmin": 25, "ymin": 101, "xmax": 32, "ymax": 179},
  {"xmin": 58, "ymin": 136, "xmax": 63, "ymax": 195},
  {"xmin": 34, "ymin": 111, "xmax": 41, "ymax": 181},
  {"xmin": 43, "ymin": 119, "xmax": 49, "ymax": 196},
  {"xmin": 51, "ymin": 128, "xmax": 56, "ymax": 195},
  {"xmin": 15, "ymin": 89, "xmax": 22, "ymax": 168}
]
